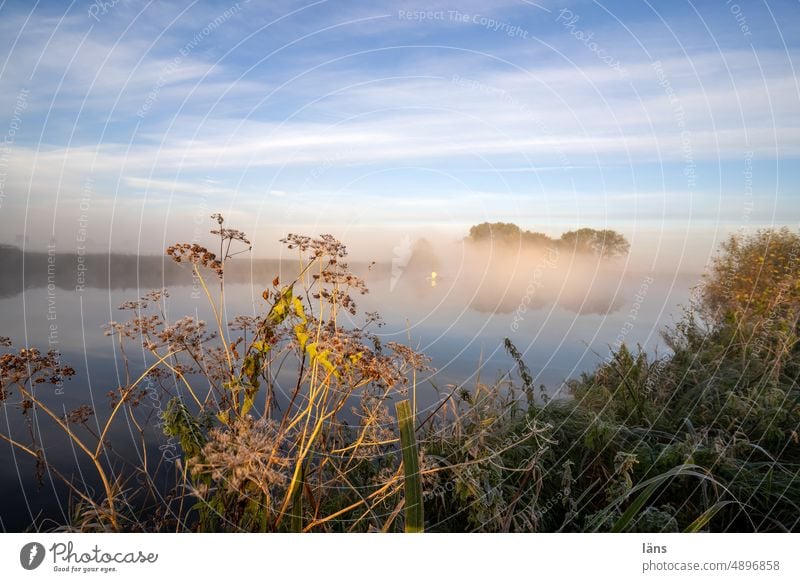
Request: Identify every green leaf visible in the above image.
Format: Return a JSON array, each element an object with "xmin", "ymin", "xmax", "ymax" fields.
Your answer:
[
  {"xmin": 292, "ymin": 295, "xmax": 310, "ymax": 349},
  {"xmin": 292, "ymin": 295, "xmax": 306, "ymax": 321},
  {"xmin": 161, "ymin": 397, "xmax": 207, "ymax": 458},
  {"xmin": 269, "ymin": 285, "xmax": 294, "ymax": 325},
  {"xmin": 306, "ymin": 342, "xmax": 338, "ymax": 378},
  {"xmin": 240, "ymin": 353, "xmax": 263, "ymax": 415},
  {"xmin": 251, "ymin": 341, "xmax": 271, "ymax": 354}
]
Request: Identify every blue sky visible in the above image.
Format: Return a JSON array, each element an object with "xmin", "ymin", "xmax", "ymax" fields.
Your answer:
[{"xmin": 0, "ymin": 0, "xmax": 798, "ymax": 259}]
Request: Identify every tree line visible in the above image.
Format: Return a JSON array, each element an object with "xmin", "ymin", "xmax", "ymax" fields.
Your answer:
[{"xmin": 467, "ymin": 222, "xmax": 630, "ymax": 258}]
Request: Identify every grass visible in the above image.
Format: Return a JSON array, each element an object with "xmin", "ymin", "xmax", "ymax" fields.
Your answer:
[
  {"xmin": 396, "ymin": 399, "xmax": 424, "ymax": 532},
  {"xmin": 1, "ymin": 220, "xmax": 797, "ymax": 532}
]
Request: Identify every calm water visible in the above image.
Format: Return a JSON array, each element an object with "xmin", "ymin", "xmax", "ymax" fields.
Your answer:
[{"xmin": 0, "ymin": 247, "xmax": 697, "ymax": 530}]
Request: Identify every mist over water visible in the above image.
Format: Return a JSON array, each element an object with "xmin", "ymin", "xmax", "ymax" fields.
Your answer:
[{"xmin": 0, "ymin": 226, "xmax": 702, "ymax": 398}]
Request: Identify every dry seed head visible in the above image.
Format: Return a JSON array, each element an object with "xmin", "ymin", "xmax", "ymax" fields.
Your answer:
[{"xmin": 191, "ymin": 416, "xmax": 291, "ymax": 495}]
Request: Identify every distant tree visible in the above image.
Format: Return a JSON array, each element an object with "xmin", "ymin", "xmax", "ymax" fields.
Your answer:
[
  {"xmin": 559, "ymin": 228, "xmax": 629, "ymax": 258},
  {"xmin": 521, "ymin": 230, "xmax": 553, "ymax": 246},
  {"xmin": 468, "ymin": 222, "xmax": 522, "ymax": 243},
  {"xmin": 466, "ymin": 223, "xmax": 629, "ymax": 256},
  {"xmin": 468, "ymin": 222, "xmax": 553, "ymax": 246}
]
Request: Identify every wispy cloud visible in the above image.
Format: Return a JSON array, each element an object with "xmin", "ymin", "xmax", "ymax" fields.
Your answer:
[{"xmin": 0, "ymin": 0, "xmax": 798, "ymax": 250}]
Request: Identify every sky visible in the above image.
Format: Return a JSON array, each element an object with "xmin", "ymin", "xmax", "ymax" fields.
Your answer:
[{"xmin": 0, "ymin": 0, "xmax": 798, "ymax": 265}]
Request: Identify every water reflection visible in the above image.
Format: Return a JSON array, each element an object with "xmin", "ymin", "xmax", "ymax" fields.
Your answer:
[{"xmin": 0, "ymin": 241, "xmax": 696, "ymax": 374}]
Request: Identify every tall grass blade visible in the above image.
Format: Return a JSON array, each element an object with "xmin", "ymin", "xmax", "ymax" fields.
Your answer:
[
  {"xmin": 608, "ymin": 464, "xmax": 719, "ymax": 533},
  {"xmin": 610, "ymin": 481, "xmax": 660, "ymax": 533},
  {"xmin": 396, "ymin": 399, "xmax": 424, "ymax": 533},
  {"xmin": 683, "ymin": 501, "xmax": 736, "ymax": 533},
  {"xmin": 291, "ymin": 462, "xmax": 305, "ymax": 533}
]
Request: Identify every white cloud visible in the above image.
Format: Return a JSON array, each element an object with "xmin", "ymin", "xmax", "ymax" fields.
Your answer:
[{"xmin": 1, "ymin": 0, "xmax": 797, "ymax": 248}]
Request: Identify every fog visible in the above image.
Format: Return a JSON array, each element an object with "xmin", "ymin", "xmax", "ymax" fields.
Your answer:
[{"xmin": 1, "ymin": 223, "xmax": 711, "ymax": 323}]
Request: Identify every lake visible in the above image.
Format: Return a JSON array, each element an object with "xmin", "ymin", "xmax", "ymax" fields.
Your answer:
[{"xmin": 0, "ymin": 245, "xmax": 698, "ymax": 530}]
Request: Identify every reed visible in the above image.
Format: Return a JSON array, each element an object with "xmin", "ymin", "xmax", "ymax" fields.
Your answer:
[{"xmin": 396, "ymin": 399, "xmax": 424, "ymax": 533}]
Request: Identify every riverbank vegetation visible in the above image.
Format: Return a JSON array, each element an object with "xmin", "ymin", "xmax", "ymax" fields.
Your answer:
[{"xmin": 1, "ymin": 219, "xmax": 797, "ymax": 532}]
